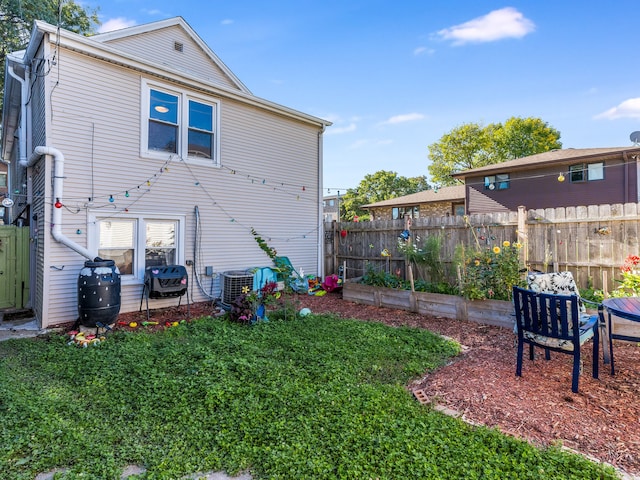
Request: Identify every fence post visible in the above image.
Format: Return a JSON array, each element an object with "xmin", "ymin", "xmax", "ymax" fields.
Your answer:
[
  {"xmin": 332, "ymin": 220, "xmax": 338, "ymax": 275},
  {"xmin": 517, "ymin": 206, "xmax": 528, "ymax": 268}
]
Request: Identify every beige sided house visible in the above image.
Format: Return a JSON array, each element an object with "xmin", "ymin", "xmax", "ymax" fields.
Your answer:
[
  {"xmin": 362, "ymin": 185, "xmax": 466, "ymax": 220},
  {"xmin": 1, "ymin": 17, "xmax": 331, "ymax": 328}
]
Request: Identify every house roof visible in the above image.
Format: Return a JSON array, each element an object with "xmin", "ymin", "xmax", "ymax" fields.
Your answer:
[
  {"xmin": 451, "ymin": 147, "xmax": 640, "ymax": 178},
  {"xmin": 362, "ymin": 185, "xmax": 465, "ymax": 209},
  {"xmin": 2, "ymin": 18, "xmax": 331, "ymax": 156},
  {"xmin": 91, "ymin": 17, "xmax": 252, "ymax": 95}
]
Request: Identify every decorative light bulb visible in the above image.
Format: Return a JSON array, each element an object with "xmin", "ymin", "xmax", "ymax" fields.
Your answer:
[
  {"xmin": 54, "ymin": 199, "xmax": 62, "ymax": 208},
  {"xmin": 125, "ymin": 191, "xmax": 130, "ymax": 197},
  {"xmin": 109, "ymin": 195, "xmax": 114, "ymax": 202},
  {"xmin": 558, "ymin": 173, "xmax": 565, "ymax": 182},
  {"xmin": 146, "ymin": 180, "xmax": 151, "ymax": 186},
  {"xmin": 76, "ymin": 229, "xmax": 82, "ymax": 235}
]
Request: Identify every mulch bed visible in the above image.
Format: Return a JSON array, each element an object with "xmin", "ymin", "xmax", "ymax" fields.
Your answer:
[{"xmin": 115, "ymin": 293, "xmax": 640, "ymax": 478}]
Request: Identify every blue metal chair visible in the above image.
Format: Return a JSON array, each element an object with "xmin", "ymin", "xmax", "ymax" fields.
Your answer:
[{"xmin": 513, "ymin": 286, "xmax": 599, "ymax": 393}]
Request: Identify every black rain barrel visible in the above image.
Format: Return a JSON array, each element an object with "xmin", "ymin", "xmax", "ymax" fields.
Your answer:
[{"xmin": 78, "ymin": 258, "xmax": 121, "ymax": 327}]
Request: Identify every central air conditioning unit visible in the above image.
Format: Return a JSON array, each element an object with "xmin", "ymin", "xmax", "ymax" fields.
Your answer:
[{"xmin": 221, "ymin": 270, "xmax": 254, "ymax": 305}]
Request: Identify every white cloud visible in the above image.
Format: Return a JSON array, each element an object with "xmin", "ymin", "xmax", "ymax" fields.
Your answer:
[
  {"xmin": 595, "ymin": 98, "xmax": 640, "ymax": 119},
  {"xmin": 380, "ymin": 113, "xmax": 425, "ymax": 125},
  {"xmin": 98, "ymin": 17, "xmax": 137, "ymax": 33},
  {"xmin": 435, "ymin": 7, "xmax": 535, "ymax": 45},
  {"xmin": 221, "ymin": 19, "xmax": 234, "ymax": 25},
  {"xmin": 413, "ymin": 46, "xmax": 434, "ymax": 56},
  {"xmin": 325, "ymin": 123, "xmax": 357, "ymax": 135},
  {"xmin": 349, "ymin": 138, "xmax": 393, "ymax": 149}
]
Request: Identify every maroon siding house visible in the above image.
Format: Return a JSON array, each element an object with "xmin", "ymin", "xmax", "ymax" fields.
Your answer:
[{"xmin": 451, "ymin": 147, "xmax": 640, "ymax": 214}]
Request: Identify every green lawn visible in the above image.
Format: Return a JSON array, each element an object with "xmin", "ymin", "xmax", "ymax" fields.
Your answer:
[{"xmin": 0, "ymin": 314, "xmax": 618, "ymax": 479}]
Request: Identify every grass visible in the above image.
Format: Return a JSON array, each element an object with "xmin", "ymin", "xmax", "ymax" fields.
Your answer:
[{"xmin": 0, "ymin": 313, "xmax": 618, "ymax": 479}]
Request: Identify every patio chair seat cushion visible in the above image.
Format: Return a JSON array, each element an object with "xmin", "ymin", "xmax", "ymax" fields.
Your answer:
[{"xmin": 523, "ymin": 317, "xmax": 596, "ymax": 351}]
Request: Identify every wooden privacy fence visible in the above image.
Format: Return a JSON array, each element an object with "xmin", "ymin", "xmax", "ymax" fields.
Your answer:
[{"xmin": 324, "ymin": 202, "xmax": 640, "ymax": 292}]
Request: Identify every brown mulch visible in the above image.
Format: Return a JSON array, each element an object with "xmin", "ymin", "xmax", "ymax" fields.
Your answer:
[{"xmin": 115, "ymin": 293, "xmax": 640, "ymax": 478}]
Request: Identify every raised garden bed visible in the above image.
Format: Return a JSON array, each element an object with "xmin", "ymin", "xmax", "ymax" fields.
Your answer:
[{"xmin": 343, "ymin": 281, "xmax": 514, "ymax": 329}]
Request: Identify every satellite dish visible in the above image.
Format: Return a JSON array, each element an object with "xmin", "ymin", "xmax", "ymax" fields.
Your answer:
[{"xmin": 630, "ymin": 131, "xmax": 640, "ymax": 145}]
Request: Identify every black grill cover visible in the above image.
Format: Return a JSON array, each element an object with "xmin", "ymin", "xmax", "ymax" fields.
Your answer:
[{"xmin": 144, "ymin": 265, "xmax": 188, "ymax": 298}]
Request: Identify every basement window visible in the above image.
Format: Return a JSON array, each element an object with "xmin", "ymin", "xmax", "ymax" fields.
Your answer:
[{"xmin": 91, "ymin": 213, "xmax": 185, "ymax": 282}]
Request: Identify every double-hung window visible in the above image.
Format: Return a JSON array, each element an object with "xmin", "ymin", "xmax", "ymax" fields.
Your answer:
[
  {"xmin": 569, "ymin": 162, "xmax": 604, "ymax": 182},
  {"xmin": 143, "ymin": 80, "xmax": 219, "ymax": 165},
  {"xmin": 92, "ymin": 213, "xmax": 184, "ymax": 282},
  {"xmin": 392, "ymin": 206, "xmax": 419, "ymax": 220},
  {"xmin": 484, "ymin": 174, "xmax": 510, "ymax": 190}
]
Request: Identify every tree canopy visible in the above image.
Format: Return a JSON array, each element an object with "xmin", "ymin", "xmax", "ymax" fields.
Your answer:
[
  {"xmin": 427, "ymin": 117, "xmax": 562, "ymax": 186},
  {"xmin": 0, "ymin": 0, "xmax": 100, "ymax": 110},
  {"xmin": 339, "ymin": 170, "xmax": 430, "ymax": 221}
]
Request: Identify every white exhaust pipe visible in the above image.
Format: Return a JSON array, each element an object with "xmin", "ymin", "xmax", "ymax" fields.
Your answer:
[{"xmin": 24, "ymin": 146, "xmax": 95, "ymax": 260}]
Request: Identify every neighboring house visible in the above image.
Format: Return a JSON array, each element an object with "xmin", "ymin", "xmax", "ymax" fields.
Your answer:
[
  {"xmin": 362, "ymin": 185, "xmax": 466, "ymax": 220},
  {"xmin": 1, "ymin": 17, "xmax": 330, "ymax": 327},
  {"xmin": 452, "ymin": 147, "xmax": 640, "ymax": 214},
  {"xmin": 323, "ymin": 194, "xmax": 341, "ymax": 222}
]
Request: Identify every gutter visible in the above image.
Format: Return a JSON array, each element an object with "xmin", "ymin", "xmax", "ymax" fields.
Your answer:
[{"xmin": 23, "ymin": 146, "xmax": 95, "ymax": 260}]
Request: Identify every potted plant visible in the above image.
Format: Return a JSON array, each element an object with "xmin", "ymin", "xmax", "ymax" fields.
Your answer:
[{"xmin": 229, "ymin": 281, "xmax": 280, "ymax": 324}]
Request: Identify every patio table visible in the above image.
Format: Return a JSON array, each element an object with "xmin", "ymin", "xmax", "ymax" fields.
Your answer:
[{"xmin": 602, "ymin": 297, "xmax": 640, "ymax": 373}]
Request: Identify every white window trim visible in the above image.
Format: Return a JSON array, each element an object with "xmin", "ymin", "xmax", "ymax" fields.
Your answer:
[
  {"xmin": 88, "ymin": 211, "xmax": 186, "ymax": 285},
  {"xmin": 141, "ymin": 79, "xmax": 221, "ymax": 167}
]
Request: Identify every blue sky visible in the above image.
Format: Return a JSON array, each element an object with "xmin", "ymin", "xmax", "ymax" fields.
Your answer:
[{"xmin": 85, "ymin": 1, "xmax": 640, "ymax": 193}]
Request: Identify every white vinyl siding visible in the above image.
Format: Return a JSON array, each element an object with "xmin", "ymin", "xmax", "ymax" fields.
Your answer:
[
  {"xmin": 27, "ymin": 31, "xmax": 323, "ymax": 328},
  {"xmin": 100, "ymin": 25, "xmax": 240, "ymax": 90}
]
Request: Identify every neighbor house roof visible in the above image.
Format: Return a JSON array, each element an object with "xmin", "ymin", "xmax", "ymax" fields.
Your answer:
[
  {"xmin": 451, "ymin": 147, "xmax": 640, "ymax": 178},
  {"xmin": 362, "ymin": 185, "xmax": 465, "ymax": 209}
]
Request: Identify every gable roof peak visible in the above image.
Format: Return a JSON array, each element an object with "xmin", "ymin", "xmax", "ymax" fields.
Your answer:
[{"xmin": 91, "ymin": 16, "xmax": 251, "ymax": 94}]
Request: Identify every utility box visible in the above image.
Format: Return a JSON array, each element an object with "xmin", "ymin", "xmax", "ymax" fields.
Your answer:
[{"xmin": 221, "ymin": 271, "xmax": 253, "ymax": 305}]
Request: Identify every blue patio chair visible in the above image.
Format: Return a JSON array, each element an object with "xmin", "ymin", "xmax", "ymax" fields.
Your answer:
[
  {"xmin": 513, "ymin": 286, "xmax": 599, "ymax": 393},
  {"xmin": 526, "ymin": 271, "xmax": 609, "ymax": 365}
]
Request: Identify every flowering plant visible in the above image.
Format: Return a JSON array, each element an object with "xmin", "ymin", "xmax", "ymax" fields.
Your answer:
[
  {"xmin": 610, "ymin": 255, "xmax": 640, "ymax": 297},
  {"xmin": 458, "ymin": 241, "xmax": 525, "ymax": 301},
  {"xmin": 229, "ymin": 281, "xmax": 280, "ymax": 323}
]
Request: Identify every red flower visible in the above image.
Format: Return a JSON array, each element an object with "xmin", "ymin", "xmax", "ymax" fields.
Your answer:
[{"xmin": 621, "ymin": 255, "xmax": 640, "ymax": 273}]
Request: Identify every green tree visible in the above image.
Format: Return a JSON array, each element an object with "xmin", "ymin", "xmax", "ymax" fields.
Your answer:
[
  {"xmin": 427, "ymin": 116, "xmax": 562, "ymax": 186},
  {"xmin": 0, "ymin": 0, "xmax": 100, "ymax": 109},
  {"xmin": 340, "ymin": 170, "xmax": 429, "ymax": 221}
]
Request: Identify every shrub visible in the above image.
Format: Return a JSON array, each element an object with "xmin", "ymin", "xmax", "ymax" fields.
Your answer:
[{"xmin": 458, "ymin": 241, "xmax": 525, "ymax": 301}]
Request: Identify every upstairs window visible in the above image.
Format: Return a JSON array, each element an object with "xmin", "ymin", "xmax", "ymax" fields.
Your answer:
[
  {"xmin": 569, "ymin": 162, "xmax": 604, "ymax": 182},
  {"xmin": 143, "ymin": 80, "xmax": 219, "ymax": 165},
  {"xmin": 484, "ymin": 174, "xmax": 509, "ymax": 190}
]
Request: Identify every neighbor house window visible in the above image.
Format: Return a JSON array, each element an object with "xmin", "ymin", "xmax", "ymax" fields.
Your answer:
[
  {"xmin": 93, "ymin": 214, "xmax": 184, "ymax": 281},
  {"xmin": 484, "ymin": 174, "xmax": 509, "ymax": 190},
  {"xmin": 453, "ymin": 203, "xmax": 465, "ymax": 216},
  {"xmin": 569, "ymin": 162, "xmax": 604, "ymax": 182},
  {"xmin": 143, "ymin": 80, "xmax": 219, "ymax": 164},
  {"xmin": 0, "ymin": 172, "xmax": 7, "ymax": 187},
  {"xmin": 392, "ymin": 206, "xmax": 419, "ymax": 220}
]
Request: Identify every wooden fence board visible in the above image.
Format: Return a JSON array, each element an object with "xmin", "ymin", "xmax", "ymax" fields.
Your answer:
[{"xmin": 325, "ymin": 202, "xmax": 640, "ymax": 292}]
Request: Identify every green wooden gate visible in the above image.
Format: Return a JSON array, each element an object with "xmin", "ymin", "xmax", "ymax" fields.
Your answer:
[{"xmin": 0, "ymin": 226, "xmax": 30, "ymax": 309}]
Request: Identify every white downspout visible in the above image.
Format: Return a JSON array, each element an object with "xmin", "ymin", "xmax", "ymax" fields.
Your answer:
[
  {"xmin": 7, "ymin": 63, "xmax": 29, "ymax": 167},
  {"xmin": 317, "ymin": 125, "xmax": 325, "ymax": 278},
  {"xmin": 23, "ymin": 146, "xmax": 95, "ymax": 260}
]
